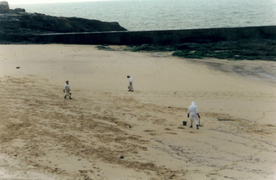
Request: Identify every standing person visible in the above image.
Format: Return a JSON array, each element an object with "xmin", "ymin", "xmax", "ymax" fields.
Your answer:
[
  {"xmin": 63, "ymin": 80, "xmax": 72, "ymax": 99},
  {"xmin": 127, "ymin": 75, "xmax": 134, "ymax": 92},
  {"xmin": 187, "ymin": 101, "xmax": 200, "ymax": 129}
]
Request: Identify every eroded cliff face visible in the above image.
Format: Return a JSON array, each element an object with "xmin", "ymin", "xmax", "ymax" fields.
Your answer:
[{"xmin": 0, "ymin": 1, "xmax": 127, "ymax": 36}]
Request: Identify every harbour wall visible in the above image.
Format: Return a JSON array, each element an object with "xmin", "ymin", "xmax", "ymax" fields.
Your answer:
[{"xmin": 6, "ymin": 25, "xmax": 276, "ymax": 45}]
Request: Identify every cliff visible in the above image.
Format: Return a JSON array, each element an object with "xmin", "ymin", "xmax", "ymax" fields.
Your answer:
[{"xmin": 0, "ymin": 1, "xmax": 127, "ymax": 42}]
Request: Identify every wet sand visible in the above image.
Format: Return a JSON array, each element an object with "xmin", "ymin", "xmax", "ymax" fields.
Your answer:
[{"xmin": 0, "ymin": 45, "xmax": 275, "ymax": 180}]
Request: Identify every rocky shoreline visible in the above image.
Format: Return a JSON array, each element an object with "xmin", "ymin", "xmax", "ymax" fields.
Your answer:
[
  {"xmin": 97, "ymin": 39, "xmax": 276, "ymax": 61},
  {"xmin": 172, "ymin": 40, "xmax": 276, "ymax": 61},
  {"xmin": 0, "ymin": 1, "xmax": 127, "ymax": 42},
  {"xmin": 1, "ymin": 1, "xmax": 276, "ymax": 61}
]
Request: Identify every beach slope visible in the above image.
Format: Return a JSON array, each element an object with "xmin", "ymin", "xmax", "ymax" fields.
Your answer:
[{"xmin": 0, "ymin": 45, "xmax": 275, "ymax": 180}]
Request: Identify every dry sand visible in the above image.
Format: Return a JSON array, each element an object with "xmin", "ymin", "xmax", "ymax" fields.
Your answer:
[{"xmin": 0, "ymin": 45, "xmax": 275, "ymax": 180}]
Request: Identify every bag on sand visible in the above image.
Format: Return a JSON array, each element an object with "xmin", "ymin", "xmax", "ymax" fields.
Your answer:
[{"xmin": 128, "ymin": 85, "xmax": 132, "ymax": 90}]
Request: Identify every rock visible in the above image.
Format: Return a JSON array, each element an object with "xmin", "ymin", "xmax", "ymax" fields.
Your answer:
[
  {"xmin": 212, "ymin": 41, "xmax": 239, "ymax": 50},
  {"xmin": 132, "ymin": 44, "xmax": 150, "ymax": 51},
  {"xmin": 14, "ymin": 8, "xmax": 25, "ymax": 13},
  {"xmin": 0, "ymin": 5, "xmax": 127, "ymax": 43},
  {"xmin": 175, "ymin": 43, "xmax": 213, "ymax": 51},
  {"xmin": 131, "ymin": 44, "xmax": 175, "ymax": 52},
  {"xmin": 56, "ymin": 17, "xmax": 74, "ymax": 32},
  {"xmin": 172, "ymin": 50, "xmax": 204, "ymax": 59},
  {"xmin": 96, "ymin": 45, "xmax": 114, "ymax": 51},
  {"xmin": 175, "ymin": 43, "xmax": 202, "ymax": 50},
  {"xmin": 0, "ymin": 1, "xmax": 9, "ymax": 13},
  {"xmin": 235, "ymin": 50, "xmax": 260, "ymax": 56},
  {"xmin": 172, "ymin": 39, "xmax": 276, "ymax": 61},
  {"xmin": 67, "ymin": 17, "xmax": 126, "ymax": 32}
]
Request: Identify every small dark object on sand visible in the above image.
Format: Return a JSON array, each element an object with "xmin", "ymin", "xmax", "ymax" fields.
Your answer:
[
  {"xmin": 218, "ymin": 118, "xmax": 235, "ymax": 121},
  {"xmin": 16, "ymin": 67, "xmax": 20, "ymax": 69},
  {"xmin": 120, "ymin": 156, "xmax": 124, "ymax": 159},
  {"xmin": 183, "ymin": 121, "xmax": 187, "ymax": 126},
  {"xmin": 129, "ymin": 125, "xmax": 131, "ymax": 128},
  {"xmin": 168, "ymin": 106, "xmax": 172, "ymax": 108}
]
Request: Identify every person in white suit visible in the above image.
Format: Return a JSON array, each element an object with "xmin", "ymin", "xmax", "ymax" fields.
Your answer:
[
  {"xmin": 127, "ymin": 75, "xmax": 134, "ymax": 92},
  {"xmin": 63, "ymin": 81, "xmax": 72, "ymax": 99},
  {"xmin": 187, "ymin": 101, "xmax": 200, "ymax": 129}
]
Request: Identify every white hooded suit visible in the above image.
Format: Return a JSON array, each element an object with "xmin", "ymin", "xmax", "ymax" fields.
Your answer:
[{"xmin": 188, "ymin": 102, "xmax": 199, "ymax": 126}]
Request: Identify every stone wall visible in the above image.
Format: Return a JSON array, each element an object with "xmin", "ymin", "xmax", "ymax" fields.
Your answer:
[{"xmin": 32, "ymin": 26, "xmax": 276, "ymax": 45}]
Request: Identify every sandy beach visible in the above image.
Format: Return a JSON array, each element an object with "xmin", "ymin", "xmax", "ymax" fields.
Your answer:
[{"xmin": 0, "ymin": 45, "xmax": 275, "ymax": 180}]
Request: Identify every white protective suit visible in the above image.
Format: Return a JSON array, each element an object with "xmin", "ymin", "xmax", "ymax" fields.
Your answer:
[
  {"xmin": 64, "ymin": 83, "xmax": 71, "ymax": 98},
  {"xmin": 128, "ymin": 76, "xmax": 133, "ymax": 91},
  {"xmin": 187, "ymin": 102, "xmax": 199, "ymax": 126}
]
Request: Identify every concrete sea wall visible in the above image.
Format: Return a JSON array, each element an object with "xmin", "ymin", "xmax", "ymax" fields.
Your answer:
[{"xmin": 33, "ymin": 26, "xmax": 276, "ymax": 45}]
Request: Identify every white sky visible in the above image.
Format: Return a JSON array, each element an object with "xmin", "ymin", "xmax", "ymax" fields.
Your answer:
[{"xmin": 9, "ymin": 0, "xmax": 112, "ymax": 5}]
